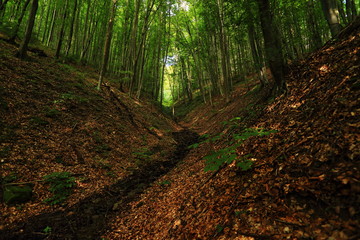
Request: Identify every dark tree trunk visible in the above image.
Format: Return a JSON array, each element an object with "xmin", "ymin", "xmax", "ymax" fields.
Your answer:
[
  {"xmin": 15, "ymin": 0, "xmax": 39, "ymax": 59},
  {"xmin": 55, "ymin": 0, "xmax": 69, "ymax": 59},
  {"xmin": 307, "ymin": 0, "xmax": 323, "ymax": 50},
  {"xmin": 97, "ymin": 0, "xmax": 117, "ymax": 90},
  {"xmin": 256, "ymin": 0, "xmax": 286, "ymax": 95},
  {"xmin": 346, "ymin": 0, "xmax": 357, "ymax": 22},
  {"xmin": 65, "ymin": 0, "xmax": 78, "ymax": 56},
  {"xmin": 8, "ymin": 0, "xmax": 31, "ymax": 43}
]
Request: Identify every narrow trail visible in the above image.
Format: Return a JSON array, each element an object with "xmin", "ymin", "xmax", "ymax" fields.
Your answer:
[{"xmin": 1, "ymin": 128, "xmax": 199, "ymax": 240}]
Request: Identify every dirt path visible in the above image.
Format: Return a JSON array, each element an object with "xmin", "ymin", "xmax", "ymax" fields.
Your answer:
[{"xmin": 1, "ymin": 129, "xmax": 199, "ymax": 240}]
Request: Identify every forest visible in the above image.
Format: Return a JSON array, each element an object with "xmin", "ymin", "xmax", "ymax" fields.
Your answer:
[{"xmin": 0, "ymin": 0, "xmax": 359, "ymax": 239}]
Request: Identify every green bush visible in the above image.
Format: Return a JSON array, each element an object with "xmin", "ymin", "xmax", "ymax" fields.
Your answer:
[
  {"xmin": 203, "ymin": 128, "xmax": 277, "ymax": 172},
  {"xmin": 43, "ymin": 172, "xmax": 76, "ymax": 205}
]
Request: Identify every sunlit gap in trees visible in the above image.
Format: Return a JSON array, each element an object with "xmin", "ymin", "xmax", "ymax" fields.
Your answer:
[{"xmin": 162, "ymin": 55, "xmax": 177, "ymax": 107}]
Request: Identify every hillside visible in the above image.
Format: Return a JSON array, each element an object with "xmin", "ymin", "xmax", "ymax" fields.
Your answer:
[
  {"xmin": 0, "ymin": 38, "xmax": 198, "ymax": 239},
  {"xmin": 101, "ymin": 19, "xmax": 359, "ymax": 239},
  {"xmin": 0, "ymin": 17, "xmax": 359, "ymax": 240}
]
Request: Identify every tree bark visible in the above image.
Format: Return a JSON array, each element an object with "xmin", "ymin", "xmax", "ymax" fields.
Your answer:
[
  {"xmin": 97, "ymin": 0, "xmax": 117, "ymax": 90},
  {"xmin": 55, "ymin": 0, "xmax": 69, "ymax": 59},
  {"xmin": 346, "ymin": 0, "xmax": 357, "ymax": 22},
  {"xmin": 15, "ymin": 0, "xmax": 38, "ymax": 59},
  {"xmin": 256, "ymin": 0, "xmax": 286, "ymax": 95},
  {"xmin": 320, "ymin": 0, "xmax": 342, "ymax": 37},
  {"xmin": 307, "ymin": 0, "xmax": 323, "ymax": 50},
  {"xmin": 8, "ymin": 0, "xmax": 31, "ymax": 43},
  {"xmin": 65, "ymin": 0, "xmax": 78, "ymax": 56}
]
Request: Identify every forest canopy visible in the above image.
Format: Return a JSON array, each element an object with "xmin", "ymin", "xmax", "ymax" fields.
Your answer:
[{"xmin": 0, "ymin": 0, "xmax": 358, "ymax": 107}]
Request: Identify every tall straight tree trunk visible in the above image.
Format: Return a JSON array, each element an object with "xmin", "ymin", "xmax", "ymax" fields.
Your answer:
[
  {"xmin": 320, "ymin": 0, "xmax": 342, "ymax": 37},
  {"xmin": 256, "ymin": 0, "xmax": 286, "ymax": 95},
  {"xmin": 97, "ymin": 0, "xmax": 117, "ymax": 90},
  {"xmin": 15, "ymin": 0, "xmax": 38, "ymax": 59},
  {"xmin": 129, "ymin": 0, "xmax": 141, "ymax": 95},
  {"xmin": 46, "ymin": 8, "xmax": 57, "ymax": 46},
  {"xmin": 346, "ymin": 0, "xmax": 357, "ymax": 22},
  {"xmin": 217, "ymin": 0, "xmax": 230, "ymax": 102},
  {"xmin": 65, "ymin": 0, "xmax": 78, "ymax": 56},
  {"xmin": 307, "ymin": 0, "xmax": 323, "ymax": 50},
  {"xmin": 8, "ymin": 0, "xmax": 31, "ymax": 43},
  {"xmin": 55, "ymin": 0, "xmax": 69, "ymax": 59},
  {"xmin": 41, "ymin": 2, "xmax": 52, "ymax": 43}
]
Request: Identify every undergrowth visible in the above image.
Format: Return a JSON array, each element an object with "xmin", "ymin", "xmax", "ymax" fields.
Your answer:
[
  {"xmin": 43, "ymin": 172, "xmax": 76, "ymax": 205},
  {"xmin": 189, "ymin": 117, "xmax": 277, "ymax": 172}
]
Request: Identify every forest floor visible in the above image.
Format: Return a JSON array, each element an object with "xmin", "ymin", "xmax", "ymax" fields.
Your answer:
[{"xmin": 0, "ymin": 19, "xmax": 359, "ymax": 240}]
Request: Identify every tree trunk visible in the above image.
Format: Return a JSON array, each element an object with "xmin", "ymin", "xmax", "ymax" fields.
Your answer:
[
  {"xmin": 320, "ymin": 0, "xmax": 342, "ymax": 37},
  {"xmin": 97, "ymin": 0, "xmax": 116, "ymax": 90},
  {"xmin": 346, "ymin": 0, "xmax": 357, "ymax": 22},
  {"xmin": 46, "ymin": 8, "xmax": 57, "ymax": 46},
  {"xmin": 307, "ymin": 0, "xmax": 323, "ymax": 50},
  {"xmin": 65, "ymin": 0, "xmax": 78, "ymax": 56},
  {"xmin": 15, "ymin": 0, "xmax": 38, "ymax": 59},
  {"xmin": 55, "ymin": 0, "xmax": 69, "ymax": 59},
  {"xmin": 8, "ymin": 0, "xmax": 31, "ymax": 43},
  {"xmin": 256, "ymin": 0, "xmax": 286, "ymax": 95}
]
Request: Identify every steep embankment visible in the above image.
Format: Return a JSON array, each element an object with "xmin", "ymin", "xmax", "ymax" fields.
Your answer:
[
  {"xmin": 0, "ymin": 39, "xmax": 199, "ymax": 239},
  {"xmin": 102, "ymin": 19, "xmax": 360, "ymax": 239}
]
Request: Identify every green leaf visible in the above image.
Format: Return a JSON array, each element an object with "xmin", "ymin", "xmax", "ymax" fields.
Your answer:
[{"xmin": 237, "ymin": 159, "xmax": 253, "ymax": 171}]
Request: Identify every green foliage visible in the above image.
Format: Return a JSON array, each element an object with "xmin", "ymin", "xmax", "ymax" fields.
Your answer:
[
  {"xmin": 54, "ymin": 92, "xmax": 89, "ymax": 104},
  {"xmin": 43, "ymin": 226, "xmax": 52, "ymax": 234},
  {"xmin": 204, "ymin": 145, "xmax": 237, "ymax": 172},
  {"xmin": 43, "ymin": 172, "xmax": 76, "ymax": 205},
  {"xmin": 133, "ymin": 147, "xmax": 154, "ymax": 167},
  {"xmin": 215, "ymin": 224, "xmax": 224, "ymax": 233},
  {"xmin": 1, "ymin": 173, "xmax": 17, "ymax": 184},
  {"xmin": 188, "ymin": 133, "xmax": 222, "ymax": 149},
  {"xmin": 203, "ymin": 128, "xmax": 277, "ymax": 172},
  {"xmin": 43, "ymin": 107, "xmax": 61, "ymax": 118},
  {"xmin": 133, "ymin": 147, "xmax": 153, "ymax": 161},
  {"xmin": 3, "ymin": 184, "xmax": 33, "ymax": 205},
  {"xmin": 159, "ymin": 180, "xmax": 171, "ymax": 186}
]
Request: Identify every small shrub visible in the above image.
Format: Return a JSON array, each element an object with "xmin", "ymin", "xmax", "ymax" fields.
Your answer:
[
  {"xmin": 203, "ymin": 128, "xmax": 277, "ymax": 172},
  {"xmin": 43, "ymin": 172, "xmax": 76, "ymax": 205},
  {"xmin": 43, "ymin": 226, "xmax": 52, "ymax": 234},
  {"xmin": 159, "ymin": 180, "xmax": 171, "ymax": 186}
]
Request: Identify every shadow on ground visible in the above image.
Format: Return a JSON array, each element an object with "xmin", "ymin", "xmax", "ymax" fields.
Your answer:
[{"xmin": 0, "ymin": 129, "xmax": 199, "ymax": 240}]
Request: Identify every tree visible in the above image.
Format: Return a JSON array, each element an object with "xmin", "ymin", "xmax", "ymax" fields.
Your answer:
[
  {"xmin": 15, "ymin": 0, "xmax": 39, "ymax": 59},
  {"xmin": 55, "ymin": 0, "xmax": 69, "ymax": 59},
  {"xmin": 256, "ymin": 0, "xmax": 286, "ymax": 95},
  {"xmin": 97, "ymin": 0, "xmax": 117, "ymax": 90},
  {"xmin": 65, "ymin": 0, "xmax": 78, "ymax": 56},
  {"xmin": 320, "ymin": 0, "xmax": 342, "ymax": 37},
  {"xmin": 8, "ymin": 0, "xmax": 31, "ymax": 43}
]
